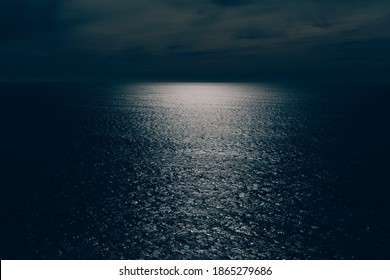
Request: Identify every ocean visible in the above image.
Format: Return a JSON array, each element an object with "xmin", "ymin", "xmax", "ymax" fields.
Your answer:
[{"xmin": 1, "ymin": 81, "xmax": 389, "ymax": 259}]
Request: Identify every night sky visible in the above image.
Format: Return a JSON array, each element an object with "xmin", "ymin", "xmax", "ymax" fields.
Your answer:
[{"xmin": 1, "ymin": 0, "xmax": 389, "ymax": 81}]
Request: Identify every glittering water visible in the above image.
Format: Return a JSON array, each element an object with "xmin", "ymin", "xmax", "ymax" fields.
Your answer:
[{"xmin": 1, "ymin": 82, "xmax": 390, "ymax": 259}]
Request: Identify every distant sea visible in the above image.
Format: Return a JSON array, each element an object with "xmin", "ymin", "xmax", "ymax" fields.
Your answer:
[{"xmin": 1, "ymin": 81, "xmax": 389, "ymax": 259}]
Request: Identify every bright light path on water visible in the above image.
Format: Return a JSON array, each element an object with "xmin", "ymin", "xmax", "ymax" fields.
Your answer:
[
  {"xmin": 114, "ymin": 82, "xmax": 304, "ymax": 259},
  {"xmin": 124, "ymin": 82, "xmax": 267, "ymax": 158},
  {"xmin": 129, "ymin": 82, "xmax": 260, "ymax": 105}
]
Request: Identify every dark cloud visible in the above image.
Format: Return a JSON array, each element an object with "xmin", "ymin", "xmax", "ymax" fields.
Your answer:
[
  {"xmin": 212, "ymin": 0, "xmax": 253, "ymax": 6},
  {"xmin": 313, "ymin": 38, "xmax": 390, "ymax": 61},
  {"xmin": 57, "ymin": 0, "xmax": 390, "ymax": 53},
  {"xmin": 235, "ymin": 27, "xmax": 285, "ymax": 40},
  {"xmin": 0, "ymin": 0, "xmax": 389, "ymax": 80},
  {"xmin": 0, "ymin": 0, "xmax": 59, "ymax": 39}
]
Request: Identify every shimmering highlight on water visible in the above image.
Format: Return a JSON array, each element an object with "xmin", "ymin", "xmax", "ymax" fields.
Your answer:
[{"xmin": 1, "ymin": 82, "xmax": 389, "ymax": 259}]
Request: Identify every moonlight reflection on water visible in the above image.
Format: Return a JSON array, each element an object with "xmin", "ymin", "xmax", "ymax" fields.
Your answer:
[
  {"xmin": 1, "ymin": 82, "xmax": 389, "ymax": 259},
  {"xmin": 64, "ymin": 82, "xmax": 344, "ymax": 259}
]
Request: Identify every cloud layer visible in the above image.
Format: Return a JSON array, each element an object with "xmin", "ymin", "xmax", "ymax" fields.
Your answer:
[{"xmin": 1, "ymin": 0, "xmax": 389, "ymax": 80}]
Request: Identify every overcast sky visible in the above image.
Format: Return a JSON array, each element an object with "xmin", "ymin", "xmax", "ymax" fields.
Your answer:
[{"xmin": 1, "ymin": 0, "xmax": 389, "ymax": 81}]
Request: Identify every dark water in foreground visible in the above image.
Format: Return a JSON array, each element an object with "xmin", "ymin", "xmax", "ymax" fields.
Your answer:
[{"xmin": 1, "ymin": 82, "xmax": 389, "ymax": 259}]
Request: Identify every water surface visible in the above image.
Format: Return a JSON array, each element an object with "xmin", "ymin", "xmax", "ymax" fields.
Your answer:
[{"xmin": 1, "ymin": 82, "xmax": 389, "ymax": 259}]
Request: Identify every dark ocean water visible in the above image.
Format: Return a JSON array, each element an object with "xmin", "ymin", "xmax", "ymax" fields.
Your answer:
[{"xmin": 0, "ymin": 82, "xmax": 389, "ymax": 259}]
